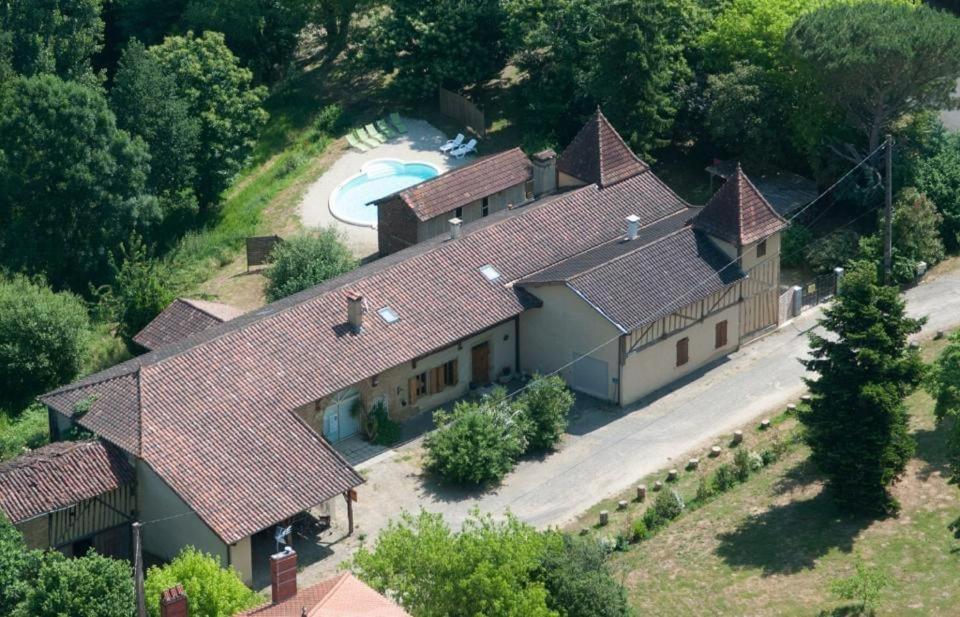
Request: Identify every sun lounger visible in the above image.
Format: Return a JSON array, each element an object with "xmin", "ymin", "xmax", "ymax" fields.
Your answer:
[
  {"xmin": 390, "ymin": 112, "xmax": 408, "ymax": 133},
  {"xmin": 365, "ymin": 123, "xmax": 387, "ymax": 143},
  {"xmin": 346, "ymin": 133, "xmax": 369, "ymax": 153},
  {"xmin": 376, "ymin": 119, "xmax": 398, "ymax": 139},
  {"xmin": 355, "ymin": 127, "xmax": 380, "ymax": 149},
  {"xmin": 440, "ymin": 133, "xmax": 465, "ymax": 153},
  {"xmin": 450, "ymin": 138, "xmax": 477, "ymax": 159}
]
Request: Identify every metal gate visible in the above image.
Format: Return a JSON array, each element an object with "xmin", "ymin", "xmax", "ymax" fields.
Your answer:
[{"xmin": 801, "ymin": 273, "xmax": 837, "ymax": 309}]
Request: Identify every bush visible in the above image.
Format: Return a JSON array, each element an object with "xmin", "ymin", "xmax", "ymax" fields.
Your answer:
[
  {"xmin": 712, "ymin": 463, "xmax": 738, "ymax": 492},
  {"xmin": 517, "ymin": 374, "xmax": 574, "ymax": 451},
  {"xmin": 630, "ymin": 518, "xmax": 649, "ymax": 542},
  {"xmin": 0, "ymin": 516, "xmax": 29, "ymax": 614},
  {"xmin": 0, "ymin": 275, "xmax": 91, "ymax": 408},
  {"xmin": 539, "ymin": 533, "xmax": 632, "ymax": 617},
  {"xmin": 694, "ymin": 476, "xmax": 715, "ymax": 504},
  {"xmin": 781, "ymin": 225, "xmax": 814, "ymax": 269},
  {"xmin": 806, "ymin": 229, "xmax": 860, "ymax": 275},
  {"xmin": 424, "ymin": 394, "xmax": 527, "ymax": 486},
  {"xmin": 264, "ymin": 230, "xmax": 356, "ymax": 302},
  {"xmin": 653, "ymin": 489, "xmax": 685, "ymax": 522},
  {"xmin": 17, "ymin": 550, "xmax": 135, "ymax": 617},
  {"xmin": 144, "ymin": 547, "xmax": 262, "ymax": 617},
  {"xmin": 733, "ymin": 448, "xmax": 753, "ymax": 482},
  {"xmin": 892, "ymin": 188, "xmax": 945, "ymax": 268},
  {"xmin": 369, "ymin": 400, "xmax": 401, "ymax": 446},
  {"xmin": 0, "ymin": 404, "xmax": 49, "ymax": 462},
  {"xmin": 315, "ymin": 104, "xmax": 346, "ymax": 135}
]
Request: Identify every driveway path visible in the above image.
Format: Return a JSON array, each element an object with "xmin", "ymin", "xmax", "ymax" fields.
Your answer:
[{"xmin": 296, "ymin": 263, "xmax": 960, "ymax": 585}]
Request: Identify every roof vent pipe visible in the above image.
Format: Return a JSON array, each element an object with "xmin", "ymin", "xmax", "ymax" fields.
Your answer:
[
  {"xmin": 625, "ymin": 214, "xmax": 641, "ymax": 241},
  {"xmin": 346, "ymin": 291, "xmax": 364, "ymax": 334},
  {"xmin": 449, "ymin": 217, "xmax": 463, "ymax": 240}
]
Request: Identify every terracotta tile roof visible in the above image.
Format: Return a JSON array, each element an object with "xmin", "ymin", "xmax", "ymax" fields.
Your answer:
[
  {"xmin": 392, "ymin": 148, "xmax": 532, "ymax": 221},
  {"xmin": 557, "ymin": 109, "xmax": 649, "ymax": 188},
  {"xmin": 559, "ymin": 229, "xmax": 744, "ymax": 331},
  {"xmin": 0, "ymin": 440, "xmax": 134, "ymax": 524},
  {"xmin": 241, "ymin": 572, "xmax": 410, "ymax": 617},
  {"xmin": 133, "ymin": 298, "xmax": 244, "ymax": 351},
  {"xmin": 694, "ymin": 165, "xmax": 789, "ymax": 246},
  {"xmin": 40, "ymin": 165, "xmax": 688, "ymax": 545}
]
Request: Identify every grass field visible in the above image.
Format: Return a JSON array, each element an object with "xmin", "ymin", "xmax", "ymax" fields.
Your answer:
[{"xmin": 570, "ymin": 334, "xmax": 959, "ymax": 616}]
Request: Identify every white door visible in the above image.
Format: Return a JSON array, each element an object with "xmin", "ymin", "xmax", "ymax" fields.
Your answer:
[
  {"xmin": 322, "ymin": 388, "xmax": 360, "ymax": 443},
  {"xmin": 568, "ymin": 352, "xmax": 609, "ymax": 400}
]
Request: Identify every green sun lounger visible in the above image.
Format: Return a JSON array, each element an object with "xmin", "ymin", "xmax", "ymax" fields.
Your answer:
[
  {"xmin": 376, "ymin": 119, "xmax": 398, "ymax": 139},
  {"xmin": 365, "ymin": 123, "xmax": 387, "ymax": 143},
  {"xmin": 355, "ymin": 127, "xmax": 379, "ymax": 149},
  {"xmin": 346, "ymin": 132, "xmax": 369, "ymax": 152},
  {"xmin": 390, "ymin": 112, "xmax": 407, "ymax": 133}
]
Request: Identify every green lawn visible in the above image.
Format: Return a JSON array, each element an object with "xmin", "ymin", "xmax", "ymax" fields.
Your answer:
[{"xmin": 573, "ymin": 335, "xmax": 959, "ymax": 616}]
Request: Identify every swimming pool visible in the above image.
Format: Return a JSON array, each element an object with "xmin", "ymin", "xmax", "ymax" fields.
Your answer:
[{"xmin": 329, "ymin": 159, "xmax": 441, "ymax": 227}]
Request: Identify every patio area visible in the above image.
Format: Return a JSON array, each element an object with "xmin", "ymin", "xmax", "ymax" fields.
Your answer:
[{"xmin": 299, "ymin": 117, "xmax": 471, "ymax": 259}]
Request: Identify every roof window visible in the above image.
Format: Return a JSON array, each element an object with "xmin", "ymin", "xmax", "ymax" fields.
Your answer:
[
  {"xmin": 479, "ymin": 264, "xmax": 501, "ymax": 282},
  {"xmin": 377, "ymin": 306, "xmax": 400, "ymax": 324}
]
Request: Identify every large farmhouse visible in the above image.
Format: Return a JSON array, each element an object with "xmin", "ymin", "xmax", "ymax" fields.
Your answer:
[{"xmin": 34, "ymin": 110, "xmax": 787, "ymax": 585}]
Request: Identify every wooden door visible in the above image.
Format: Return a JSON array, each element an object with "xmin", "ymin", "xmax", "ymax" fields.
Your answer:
[{"xmin": 471, "ymin": 342, "xmax": 490, "ymax": 384}]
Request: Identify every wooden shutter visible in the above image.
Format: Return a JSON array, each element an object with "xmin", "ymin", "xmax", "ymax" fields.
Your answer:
[
  {"xmin": 431, "ymin": 367, "xmax": 443, "ymax": 394},
  {"xmin": 408, "ymin": 377, "xmax": 418, "ymax": 404},
  {"xmin": 450, "ymin": 359, "xmax": 459, "ymax": 386},
  {"xmin": 676, "ymin": 338, "xmax": 689, "ymax": 366},
  {"xmin": 715, "ymin": 321, "xmax": 728, "ymax": 348}
]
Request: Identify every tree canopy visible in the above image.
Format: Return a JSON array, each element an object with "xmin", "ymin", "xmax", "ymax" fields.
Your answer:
[
  {"xmin": 144, "ymin": 547, "xmax": 262, "ymax": 617},
  {"xmin": 800, "ymin": 262, "xmax": 925, "ymax": 513},
  {"xmin": 0, "ymin": 0, "xmax": 104, "ymax": 81},
  {"xmin": 14, "ymin": 550, "xmax": 135, "ymax": 617}
]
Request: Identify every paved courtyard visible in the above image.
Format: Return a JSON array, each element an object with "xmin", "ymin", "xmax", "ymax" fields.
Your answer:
[
  {"xmin": 298, "ymin": 117, "xmax": 469, "ymax": 258},
  {"xmin": 272, "ymin": 262, "xmax": 960, "ymax": 591}
]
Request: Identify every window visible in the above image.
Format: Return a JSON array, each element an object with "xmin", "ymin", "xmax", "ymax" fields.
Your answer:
[
  {"xmin": 479, "ymin": 264, "xmax": 500, "ymax": 282},
  {"xmin": 455, "ymin": 206, "xmax": 463, "ymax": 218},
  {"xmin": 524, "ymin": 179, "xmax": 534, "ymax": 199},
  {"xmin": 756, "ymin": 239, "xmax": 767, "ymax": 258},
  {"xmin": 481, "ymin": 196, "xmax": 490, "ymax": 217},
  {"xmin": 408, "ymin": 359, "xmax": 459, "ymax": 404},
  {"xmin": 416, "ymin": 372, "xmax": 428, "ymax": 396},
  {"xmin": 715, "ymin": 320, "xmax": 728, "ymax": 349},
  {"xmin": 443, "ymin": 359, "xmax": 458, "ymax": 385},
  {"xmin": 377, "ymin": 306, "xmax": 399, "ymax": 324},
  {"xmin": 676, "ymin": 337, "xmax": 689, "ymax": 367}
]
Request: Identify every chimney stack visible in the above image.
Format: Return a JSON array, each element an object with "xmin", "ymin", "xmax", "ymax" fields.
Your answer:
[
  {"xmin": 625, "ymin": 214, "xmax": 640, "ymax": 241},
  {"xmin": 346, "ymin": 291, "xmax": 364, "ymax": 334},
  {"xmin": 449, "ymin": 217, "xmax": 463, "ymax": 240},
  {"xmin": 270, "ymin": 547, "xmax": 298, "ymax": 605},
  {"xmin": 159, "ymin": 585, "xmax": 188, "ymax": 617},
  {"xmin": 531, "ymin": 149, "xmax": 557, "ymax": 197}
]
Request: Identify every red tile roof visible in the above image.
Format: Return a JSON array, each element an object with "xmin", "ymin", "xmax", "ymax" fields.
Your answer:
[
  {"xmin": 41, "ymin": 133, "xmax": 689, "ymax": 545},
  {"xmin": 240, "ymin": 572, "xmax": 410, "ymax": 617},
  {"xmin": 557, "ymin": 109, "xmax": 649, "ymax": 188},
  {"xmin": 393, "ymin": 148, "xmax": 532, "ymax": 221},
  {"xmin": 134, "ymin": 298, "xmax": 245, "ymax": 351},
  {"xmin": 694, "ymin": 165, "xmax": 789, "ymax": 246},
  {"xmin": 0, "ymin": 440, "xmax": 134, "ymax": 524}
]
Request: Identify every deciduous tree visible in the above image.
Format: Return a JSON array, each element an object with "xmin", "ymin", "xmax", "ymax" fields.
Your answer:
[
  {"xmin": 800, "ymin": 262, "xmax": 925, "ymax": 513},
  {"xmin": 926, "ymin": 331, "xmax": 960, "ymax": 483},
  {"xmin": 144, "ymin": 547, "xmax": 262, "ymax": 617},
  {"xmin": 264, "ymin": 230, "xmax": 355, "ymax": 301},
  {"xmin": 15, "ymin": 550, "xmax": 134, "ymax": 617},
  {"xmin": 0, "ymin": 0, "xmax": 103, "ymax": 81}
]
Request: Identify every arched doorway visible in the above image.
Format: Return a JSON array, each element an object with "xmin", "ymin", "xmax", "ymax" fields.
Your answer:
[{"xmin": 321, "ymin": 388, "xmax": 361, "ymax": 443}]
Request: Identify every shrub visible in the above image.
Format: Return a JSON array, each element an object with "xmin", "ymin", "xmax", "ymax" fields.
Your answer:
[
  {"xmin": 144, "ymin": 547, "xmax": 262, "ymax": 617},
  {"xmin": 265, "ymin": 230, "xmax": 356, "ymax": 301},
  {"xmin": 424, "ymin": 395, "xmax": 527, "ymax": 486},
  {"xmin": 892, "ymin": 188, "xmax": 945, "ymax": 268},
  {"xmin": 760, "ymin": 448, "xmax": 779, "ymax": 467},
  {"xmin": 641, "ymin": 507, "xmax": 664, "ymax": 533},
  {"xmin": 653, "ymin": 489, "xmax": 685, "ymax": 522},
  {"xmin": 369, "ymin": 400, "xmax": 401, "ymax": 446},
  {"xmin": 539, "ymin": 533, "xmax": 632, "ymax": 617},
  {"xmin": 315, "ymin": 104, "xmax": 346, "ymax": 135},
  {"xmin": 18, "ymin": 550, "xmax": 135, "ymax": 617},
  {"xmin": 829, "ymin": 555, "xmax": 889, "ymax": 614},
  {"xmin": 0, "ymin": 404, "xmax": 49, "ymax": 462},
  {"xmin": 0, "ymin": 516, "xmax": 30, "ymax": 614},
  {"xmin": 806, "ymin": 229, "xmax": 860, "ymax": 275},
  {"xmin": 517, "ymin": 374, "xmax": 574, "ymax": 451},
  {"xmin": 713, "ymin": 463, "xmax": 738, "ymax": 492},
  {"xmin": 0, "ymin": 275, "xmax": 91, "ymax": 408},
  {"xmin": 781, "ymin": 225, "xmax": 814, "ymax": 269},
  {"xmin": 694, "ymin": 476, "xmax": 715, "ymax": 504},
  {"xmin": 734, "ymin": 448, "xmax": 753, "ymax": 482},
  {"xmin": 630, "ymin": 518, "xmax": 649, "ymax": 542}
]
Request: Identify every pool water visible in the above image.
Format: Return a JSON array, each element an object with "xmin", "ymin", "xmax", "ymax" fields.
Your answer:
[{"xmin": 329, "ymin": 159, "xmax": 440, "ymax": 227}]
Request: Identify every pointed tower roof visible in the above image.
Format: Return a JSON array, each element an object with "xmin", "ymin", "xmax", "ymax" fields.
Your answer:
[
  {"xmin": 694, "ymin": 165, "xmax": 789, "ymax": 246},
  {"xmin": 556, "ymin": 108, "xmax": 649, "ymax": 188}
]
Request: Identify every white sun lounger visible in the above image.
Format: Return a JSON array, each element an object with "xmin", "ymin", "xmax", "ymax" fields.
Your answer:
[
  {"xmin": 450, "ymin": 138, "xmax": 477, "ymax": 159},
  {"xmin": 440, "ymin": 133, "xmax": 465, "ymax": 153}
]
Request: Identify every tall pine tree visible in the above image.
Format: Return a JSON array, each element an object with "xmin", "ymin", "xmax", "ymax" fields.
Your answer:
[{"xmin": 801, "ymin": 261, "xmax": 925, "ymax": 514}]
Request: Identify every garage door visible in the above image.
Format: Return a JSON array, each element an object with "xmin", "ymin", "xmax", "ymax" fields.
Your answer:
[
  {"xmin": 322, "ymin": 388, "xmax": 361, "ymax": 443},
  {"xmin": 568, "ymin": 352, "xmax": 609, "ymax": 400}
]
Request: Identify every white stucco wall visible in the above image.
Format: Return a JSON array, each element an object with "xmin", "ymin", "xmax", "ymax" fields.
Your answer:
[
  {"xmin": 137, "ymin": 462, "xmax": 228, "ymax": 565},
  {"xmin": 519, "ymin": 285, "xmax": 621, "ymax": 402},
  {"xmin": 229, "ymin": 536, "xmax": 253, "ymax": 586},
  {"xmin": 620, "ymin": 303, "xmax": 740, "ymax": 406}
]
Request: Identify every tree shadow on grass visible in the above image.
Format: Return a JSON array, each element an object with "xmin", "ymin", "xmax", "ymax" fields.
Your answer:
[
  {"xmin": 772, "ymin": 458, "xmax": 821, "ymax": 495},
  {"xmin": 912, "ymin": 415, "xmax": 955, "ymax": 482},
  {"xmin": 715, "ymin": 488, "xmax": 874, "ymax": 575},
  {"xmin": 817, "ymin": 605, "xmax": 874, "ymax": 617}
]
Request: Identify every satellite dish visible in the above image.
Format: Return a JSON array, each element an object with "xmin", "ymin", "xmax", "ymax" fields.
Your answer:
[{"xmin": 275, "ymin": 525, "xmax": 292, "ymax": 545}]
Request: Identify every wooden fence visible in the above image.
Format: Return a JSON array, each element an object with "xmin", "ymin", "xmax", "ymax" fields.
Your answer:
[
  {"xmin": 438, "ymin": 88, "xmax": 486, "ymax": 137},
  {"xmin": 246, "ymin": 235, "xmax": 283, "ymax": 271}
]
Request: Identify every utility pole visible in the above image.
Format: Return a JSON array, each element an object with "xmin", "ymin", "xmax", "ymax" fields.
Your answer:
[
  {"xmin": 884, "ymin": 134, "xmax": 894, "ymax": 284},
  {"xmin": 133, "ymin": 522, "xmax": 147, "ymax": 617}
]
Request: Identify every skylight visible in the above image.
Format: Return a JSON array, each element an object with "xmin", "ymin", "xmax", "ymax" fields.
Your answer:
[
  {"xmin": 377, "ymin": 306, "xmax": 400, "ymax": 324},
  {"xmin": 479, "ymin": 264, "xmax": 501, "ymax": 282}
]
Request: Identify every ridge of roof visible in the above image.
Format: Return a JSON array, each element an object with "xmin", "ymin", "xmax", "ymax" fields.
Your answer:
[
  {"xmin": 178, "ymin": 298, "xmax": 244, "ymax": 321},
  {"xmin": 694, "ymin": 164, "xmax": 789, "ymax": 246}
]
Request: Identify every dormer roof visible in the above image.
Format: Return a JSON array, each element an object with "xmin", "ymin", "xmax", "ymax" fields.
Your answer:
[
  {"xmin": 556, "ymin": 108, "xmax": 648, "ymax": 188},
  {"xmin": 694, "ymin": 165, "xmax": 789, "ymax": 246}
]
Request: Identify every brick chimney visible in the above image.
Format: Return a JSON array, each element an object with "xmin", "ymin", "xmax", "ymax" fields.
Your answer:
[
  {"xmin": 531, "ymin": 149, "xmax": 557, "ymax": 197},
  {"xmin": 346, "ymin": 291, "xmax": 364, "ymax": 334},
  {"xmin": 449, "ymin": 217, "xmax": 463, "ymax": 240},
  {"xmin": 270, "ymin": 547, "xmax": 298, "ymax": 605},
  {"xmin": 160, "ymin": 585, "xmax": 188, "ymax": 617},
  {"xmin": 625, "ymin": 214, "xmax": 640, "ymax": 241}
]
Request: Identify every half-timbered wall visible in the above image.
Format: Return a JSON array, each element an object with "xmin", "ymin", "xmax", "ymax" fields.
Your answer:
[
  {"xmin": 739, "ymin": 233, "xmax": 782, "ymax": 337},
  {"xmin": 49, "ymin": 483, "xmax": 135, "ymax": 548},
  {"xmin": 623, "ymin": 284, "xmax": 741, "ymax": 354}
]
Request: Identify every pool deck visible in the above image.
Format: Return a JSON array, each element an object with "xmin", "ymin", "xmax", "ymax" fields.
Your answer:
[{"xmin": 299, "ymin": 118, "xmax": 469, "ymax": 259}]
